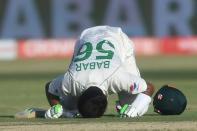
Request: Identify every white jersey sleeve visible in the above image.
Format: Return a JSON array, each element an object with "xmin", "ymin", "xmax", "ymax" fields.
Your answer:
[
  {"xmin": 48, "ymin": 75, "xmax": 64, "ymax": 97},
  {"xmin": 109, "ymin": 68, "xmax": 147, "ymax": 94}
]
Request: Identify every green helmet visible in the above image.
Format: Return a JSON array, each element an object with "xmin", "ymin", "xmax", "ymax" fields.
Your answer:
[{"xmin": 153, "ymin": 85, "xmax": 187, "ymax": 115}]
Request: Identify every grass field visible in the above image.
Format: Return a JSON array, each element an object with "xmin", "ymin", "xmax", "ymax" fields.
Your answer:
[{"xmin": 0, "ymin": 55, "xmax": 197, "ymax": 131}]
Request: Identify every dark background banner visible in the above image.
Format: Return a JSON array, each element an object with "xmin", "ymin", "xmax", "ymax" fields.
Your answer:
[{"xmin": 0, "ymin": 0, "xmax": 197, "ymax": 38}]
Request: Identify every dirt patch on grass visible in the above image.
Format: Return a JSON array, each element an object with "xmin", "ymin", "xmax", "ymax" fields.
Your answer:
[{"xmin": 1, "ymin": 121, "xmax": 197, "ymax": 131}]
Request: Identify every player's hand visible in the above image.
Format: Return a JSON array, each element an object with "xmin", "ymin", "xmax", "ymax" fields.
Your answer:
[
  {"xmin": 117, "ymin": 102, "xmax": 143, "ymax": 118},
  {"xmin": 120, "ymin": 104, "xmax": 140, "ymax": 118},
  {"xmin": 45, "ymin": 104, "xmax": 63, "ymax": 119},
  {"xmin": 119, "ymin": 93, "xmax": 151, "ymax": 118}
]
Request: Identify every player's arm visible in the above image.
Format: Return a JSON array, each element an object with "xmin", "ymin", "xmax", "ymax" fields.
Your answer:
[
  {"xmin": 45, "ymin": 82, "xmax": 60, "ymax": 106},
  {"xmin": 142, "ymin": 81, "xmax": 155, "ymax": 97},
  {"xmin": 45, "ymin": 82, "xmax": 63, "ymax": 119},
  {"xmin": 119, "ymin": 80, "xmax": 155, "ymax": 118},
  {"xmin": 113, "ymin": 71, "xmax": 155, "ymax": 118}
]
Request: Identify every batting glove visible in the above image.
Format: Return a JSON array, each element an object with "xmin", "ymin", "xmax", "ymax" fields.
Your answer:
[
  {"xmin": 120, "ymin": 104, "xmax": 139, "ymax": 118},
  {"xmin": 45, "ymin": 104, "xmax": 63, "ymax": 119},
  {"xmin": 120, "ymin": 93, "xmax": 151, "ymax": 118}
]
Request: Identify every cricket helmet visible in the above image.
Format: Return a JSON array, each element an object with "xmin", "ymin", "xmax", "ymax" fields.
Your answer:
[{"xmin": 153, "ymin": 85, "xmax": 187, "ymax": 115}]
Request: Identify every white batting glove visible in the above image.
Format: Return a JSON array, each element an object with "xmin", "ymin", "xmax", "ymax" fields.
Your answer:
[
  {"xmin": 45, "ymin": 104, "xmax": 63, "ymax": 119},
  {"xmin": 120, "ymin": 93, "xmax": 151, "ymax": 118}
]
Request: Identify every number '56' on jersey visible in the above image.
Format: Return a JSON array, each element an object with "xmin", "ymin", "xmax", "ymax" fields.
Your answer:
[{"xmin": 73, "ymin": 40, "xmax": 115, "ymax": 71}]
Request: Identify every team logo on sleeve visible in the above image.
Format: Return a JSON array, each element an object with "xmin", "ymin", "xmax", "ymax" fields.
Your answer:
[{"xmin": 130, "ymin": 83, "xmax": 139, "ymax": 92}]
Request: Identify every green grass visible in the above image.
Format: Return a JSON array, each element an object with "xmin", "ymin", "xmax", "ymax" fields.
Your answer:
[{"xmin": 0, "ymin": 55, "xmax": 197, "ymax": 125}]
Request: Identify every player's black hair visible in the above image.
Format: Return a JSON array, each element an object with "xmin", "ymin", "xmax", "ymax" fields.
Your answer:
[{"xmin": 77, "ymin": 86, "xmax": 107, "ymax": 118}]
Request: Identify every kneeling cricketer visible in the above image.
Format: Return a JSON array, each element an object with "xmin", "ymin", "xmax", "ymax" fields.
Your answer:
[{"xmin": 16, "ymin": 26, "xmax": 155, "ymax": 118}]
